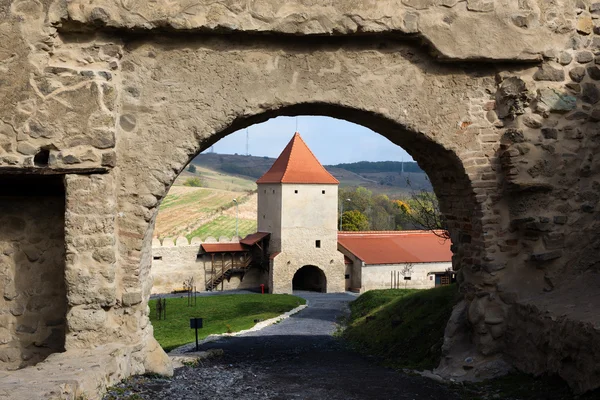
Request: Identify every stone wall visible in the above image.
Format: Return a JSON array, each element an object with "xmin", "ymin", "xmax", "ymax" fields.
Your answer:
[
  {"xmin": 1, "ymin": 0, "xmax": 600, "ymax": 397},
  {"xmin": 150, "ymin": 237, "xmax": 204, "ymax": 295},
  {"xmin": 0, "ymin": 177, "xmax": 66, "ymax": 370},
  {"xmin": 150, "ymin": 236, "xmax": 267, "ymax": 294}
]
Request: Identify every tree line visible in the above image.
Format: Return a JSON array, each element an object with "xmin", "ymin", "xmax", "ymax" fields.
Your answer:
[
  {"xmin": 339, "ymin": 186, "xmax": 447, "ymax": 236},
  {"xmin": 328, "ymin": 161, "xmax": 424, "ymax": 174}
]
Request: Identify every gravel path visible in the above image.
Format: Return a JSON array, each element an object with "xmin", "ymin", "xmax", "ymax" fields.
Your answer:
[{"xmin": 105, "ymin": 292, "xmax": 459, "ymax": 400}]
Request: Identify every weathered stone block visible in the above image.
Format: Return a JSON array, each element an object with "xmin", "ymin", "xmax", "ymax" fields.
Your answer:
[
  {"xmin": 537, "ymin": 88, "xmax": 576, "ymax": 113},
  {"xmin": 533, "ymin": 64, "xmax": 565, "ymax": 82},
  {"xmin": 122, "ymin": 292, "xmax": 142, "ymax": 306}
]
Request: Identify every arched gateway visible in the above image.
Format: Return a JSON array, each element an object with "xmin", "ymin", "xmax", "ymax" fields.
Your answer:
[
  {"xmin": 293, "ymin": 266, "xmax": 327, "ymax": 293},
  {"xmin": 1, "ymin": 1, "xmax": 600, "ymax": 397}
]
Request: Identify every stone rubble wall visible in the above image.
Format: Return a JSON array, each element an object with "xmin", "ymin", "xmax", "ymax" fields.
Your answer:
[
  {"xmin": 0, "ymin": 195, "xmax": 67, "ymax": 371},
  {"xmin": 63, "ymin": 0, "xmax": 572, "ymax": 61}
]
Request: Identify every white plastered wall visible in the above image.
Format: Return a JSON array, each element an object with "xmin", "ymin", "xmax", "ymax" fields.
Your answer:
[{"xmin": 361, "ymin": 262, "xmax": 452, "ymax": 291}]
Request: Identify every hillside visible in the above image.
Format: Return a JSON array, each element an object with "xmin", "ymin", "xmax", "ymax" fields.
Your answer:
[
  {"xmin": 154, "ymin": 154, "xmax": 434, "ymax": 240},
  {"xmin": 191, "ymin": 153, "xmax": 432, "ymax": 196}
]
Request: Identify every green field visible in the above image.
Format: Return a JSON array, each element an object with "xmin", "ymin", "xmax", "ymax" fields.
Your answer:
[
  {"xmin": 186, "ymin": 215, "xmax": 257, "ymax": 241},
  {"xmin": 150, "ymin": 294, "xmax": 305, "ymax": 352}
]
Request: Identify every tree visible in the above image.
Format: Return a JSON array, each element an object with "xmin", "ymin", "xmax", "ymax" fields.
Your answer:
[
  {"xmin": 398, "ymin": 177, "xmax": 449, "ymax": 240},
  {"xmin": 188, "ymin": 164, "xmax": 197, "ymax": 173},
  {"xmin": 399, "ymin": 263, "xmax": 414, "ymax": 289},
  {"xmin": 183, "ymin": 177, "xmax": 203, "ymax": 187},
  {"xmin": 341, "ymin": 210, "xmax": 369, "ymax": 231}
]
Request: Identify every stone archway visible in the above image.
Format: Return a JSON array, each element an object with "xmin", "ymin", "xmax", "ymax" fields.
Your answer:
[
  {"xmin": 4, "ymin": 1, "xmax": 600, "ymax": 396},
  {"xmin": 292, "ymin": 265, "xmax": 327, "ymax": 293}
]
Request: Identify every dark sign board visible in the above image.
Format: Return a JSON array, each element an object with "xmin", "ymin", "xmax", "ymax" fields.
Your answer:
[{"xmin": 190, "ymin": 318, "xmax": 203, "ymax": 329}]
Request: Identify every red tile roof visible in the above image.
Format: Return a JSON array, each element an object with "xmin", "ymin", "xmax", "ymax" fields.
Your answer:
[
  {"xmin": 240, "ymin": 232, "xmax": 270, "ymax": 246},
  {"xmin": 256, "ymin": 132, "xmax": 339, "ymax": 184},
  {"xmin": 201, "ymin": 243, "xmax": 247, "ymax": 253},
  {"xmin": 338, "ymin": 230, "xmax": 452, "ymax": 265}
]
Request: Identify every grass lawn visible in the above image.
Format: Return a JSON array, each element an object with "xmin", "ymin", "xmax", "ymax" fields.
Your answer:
[
  {"xmin": 185, "ymin": 215, "xmax": 257, "ymax": 241},
  {"xmin": 150, "ymin": 294, "xmax": 305, "ymax": 352},
  {"xmin": 343, "ymin": 285, "xmax": 461, "ymax": 370}
]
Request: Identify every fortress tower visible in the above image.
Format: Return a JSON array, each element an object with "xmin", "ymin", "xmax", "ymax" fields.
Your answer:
[{"xmin": 256, "ymin": 133, "xmax": 345, "ymax": 294}]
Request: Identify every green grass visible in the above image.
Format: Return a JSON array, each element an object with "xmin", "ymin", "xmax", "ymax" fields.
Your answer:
[
  {"xmin": 185, "ymin": 215, "xmax": 257, "ymax": 241},
  {"xmin": 343, "ymin": 285, "xmax": 461, "ymax": 370},
  {"xmin": 150, "ymin": 294, "xmax": 305, "ymax": 352}
]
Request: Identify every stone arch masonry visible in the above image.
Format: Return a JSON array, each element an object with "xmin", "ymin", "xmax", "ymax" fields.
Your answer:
[{"xmin": 1, "ymin": 0, "xmax": 600, "ymax": 398}]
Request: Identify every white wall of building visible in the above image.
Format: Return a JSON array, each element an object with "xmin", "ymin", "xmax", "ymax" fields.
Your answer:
[
  {"xmin": 361, "ymin": 262, "xmax": 452, "ymax": 291},
  {"xmin": 257, "ymin": 183, "xmax": 283, "ymax": 251}
]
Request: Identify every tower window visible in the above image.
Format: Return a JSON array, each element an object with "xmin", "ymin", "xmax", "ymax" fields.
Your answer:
[
  {"xmin": 264, "ymin": 189, "xmax": 266, "ymax": 194},
  {"xmin": 272, "ymin": 190, "xmax": 275, "ymax": 194},
  {"xmin": 295, "ymin": 190, "xmax": 298, "ymax": 194},
  {"xmin": 263, "ymin": 215, "xmax": 265, "ymax": 219},
  {"xmin": 315, "ymin": 240, "xmax": 321, "ymax": 248},
  {"xmin": 322, "ymin": 190, "xmax": 325, "ymax": 194},
  {"xmin": 153, "ymin": 256, "xmax": 162, "ymax": 261}
]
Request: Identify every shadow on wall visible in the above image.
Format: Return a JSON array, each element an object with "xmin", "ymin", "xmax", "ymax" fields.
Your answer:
[
  {"xmin": 293, "ymin": 265, "xmax": 327, "ymax": 293},
  {"xmin": 0, "ymin": 176, "xmax": 67, "ymax": 370}
]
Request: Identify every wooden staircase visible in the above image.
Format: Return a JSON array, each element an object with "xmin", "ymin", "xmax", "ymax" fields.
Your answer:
[{"xmin": 205, "ymin": 254, "xmax": 252, "ymax": 291}]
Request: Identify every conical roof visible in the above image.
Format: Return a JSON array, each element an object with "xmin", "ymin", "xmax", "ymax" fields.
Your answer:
[{"xmin": 256, "ymin": 132, "xmax": 339, "ymax": 184}]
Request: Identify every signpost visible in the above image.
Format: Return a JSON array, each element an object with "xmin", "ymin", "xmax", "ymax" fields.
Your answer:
[{"xmin": 190, "ymin": 318, "xmax": 203, "ymax": 351}]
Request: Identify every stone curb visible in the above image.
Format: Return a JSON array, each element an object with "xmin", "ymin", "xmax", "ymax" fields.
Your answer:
[{"xmin": 169, "ymin": 303, "xmax": 308, "ymax": 354}]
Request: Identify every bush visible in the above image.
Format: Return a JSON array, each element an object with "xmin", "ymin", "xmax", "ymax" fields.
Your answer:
[{"xmin": 183, "ymin": 177, "xmax": 203, "ymax": 187}]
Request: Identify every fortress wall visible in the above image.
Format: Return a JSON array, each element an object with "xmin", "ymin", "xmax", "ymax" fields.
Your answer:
[{"xmin": 150, "ymin": 236, "xmax": 267, "ymax": 294}]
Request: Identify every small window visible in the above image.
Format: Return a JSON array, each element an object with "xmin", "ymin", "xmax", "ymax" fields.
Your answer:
[
  {"xmin": 322, "ymin": 190, "xmax": 325, "ymax": 194},
  {"xmin": 153, "ymin": 256, "xmax": 162, "ymax": 261},
  {"xmin": 263, "ymin": 215, "xmax": 265, "ymax": 219},
  {"xmin": 404, "ymin": 276, "xmax": 411, "ymax": 281},
  {"xmin": 344, "ymin": 274, "xmax": 350, "ymax": 279},
  {"xmin": 264, "ymin": 189, "xmax": 266, "ymax": 194},
  {"xmin": 295, "ymin": 190, "xmax": 298, "ymax": 194},
  {"xmin": 272, "ymin": 189, "xmax": 275, "ymax": 194},
  {"xmin": 315, "ymin": 240, "xmax": 321, "ymax": 248}
]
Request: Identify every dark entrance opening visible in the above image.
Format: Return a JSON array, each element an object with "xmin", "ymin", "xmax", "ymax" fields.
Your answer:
[
  {"xmin": 0, "ymin": 175, "xmax": 67, "ymax": 370},
  {"xmin": 292, "ymin": 265, "xmax": 326, "ymax": 293}
]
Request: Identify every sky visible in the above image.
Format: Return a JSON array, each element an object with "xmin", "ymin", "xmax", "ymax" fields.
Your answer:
[{"xmin": 203, "ymin": 116, "xmax": 414, "ymax": 165}]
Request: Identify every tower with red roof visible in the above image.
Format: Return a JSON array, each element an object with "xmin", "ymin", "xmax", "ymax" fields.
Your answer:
[{"xmin": 256, "ymin": 133, "xmax": 345, "ymax": 294}]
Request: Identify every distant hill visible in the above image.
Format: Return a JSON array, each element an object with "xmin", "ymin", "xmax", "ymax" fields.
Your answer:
[
  {"xmin": 190, "ymin": 153, "xmax": 432, "ymax": 196},
  {"xmin": 156, "ymin": 155, "xmax": 433, "ymax": 239},
  {"xmin": 326, "ymin": 161, "xmax": 424, "ymax": 174}
]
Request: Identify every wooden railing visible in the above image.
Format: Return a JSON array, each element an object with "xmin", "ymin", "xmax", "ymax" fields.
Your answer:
[{"xmin": 205, "ymin": 254, "xmax": 252, "ymax": 291}]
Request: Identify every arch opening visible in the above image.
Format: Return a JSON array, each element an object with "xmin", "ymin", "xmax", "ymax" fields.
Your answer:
[{"xmin": 292, "ymin": 265, "xmax": 327, "ymax": 293}]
